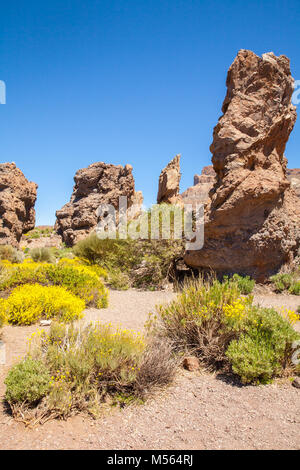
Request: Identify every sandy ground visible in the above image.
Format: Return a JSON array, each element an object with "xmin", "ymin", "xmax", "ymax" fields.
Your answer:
[{"xmin": 0, "ymin": 289, "xmax": 299, "ymax": 450}]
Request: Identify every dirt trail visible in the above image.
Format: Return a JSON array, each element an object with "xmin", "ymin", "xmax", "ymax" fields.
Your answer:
[{"xmin": 0, "ymin": 290, "xmax": 299, "ymax": 450}]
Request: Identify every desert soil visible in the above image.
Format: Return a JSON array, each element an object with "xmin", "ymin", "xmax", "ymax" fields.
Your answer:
[{"xmin": 0, "ymin": 290, "xmax": 299, "ymax": 450}]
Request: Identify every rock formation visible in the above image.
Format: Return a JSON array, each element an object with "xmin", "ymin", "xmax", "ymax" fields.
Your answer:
[
  {"xmin": 184, "ymin": 50, "xmax": 300, "ymax": 281},
  {"xmin": 287, "ymin": 168, "xmax": 300, "ymax": 199},
  {"xmin": 0, "ymin": 162, "xmax": 38, "ymax": 246},
  {"xmin": 157, "ymin": 155, "xmax": 182, "ymax": 204},
  {"xmin": 182, "ymin": 164, "xmax": 300, "ymax": 207},
  {"xmin": 193, "ymin": 165, "xmax": 216, "ymax": 186},
  {"xmin": 181, "ymin": 165, "xmax": 216, "ymax": 206},
  {"xmin": 55, "ymin": 162, "xmax": 143, "ymax": 246}
]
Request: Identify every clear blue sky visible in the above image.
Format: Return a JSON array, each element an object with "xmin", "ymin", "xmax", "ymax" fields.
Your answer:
[{"xmin": 1, "ymin": 0, "xmax": 299, "ymax": 225}]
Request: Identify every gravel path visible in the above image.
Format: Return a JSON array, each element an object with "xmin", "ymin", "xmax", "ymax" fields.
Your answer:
[{"xmin": 0, "ymin": 289, "xmax": 299, "ymax": 450}]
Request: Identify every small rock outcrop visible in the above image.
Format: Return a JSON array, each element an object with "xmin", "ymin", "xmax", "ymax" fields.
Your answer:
[
  {"xmin": 181, "ymin": 165, "xmax": 216, "ymax": 206},
  {"xmin": 55, "ymin": 162, "xmax": 143, "ymax": 246},
  {"xmin": 184, "ymin": 50, "xmax": 300, "ymax": 281},
  {"xmin": 193, "ymin": 165, "xmax": 216, "ymax": 186},
  {"xmin": 0, "ymin": 163, "xmax": 38, "ymax": 246},
  {"xmin": 157, "ymin": 155, "xmax": 182, "ymax": 204}
]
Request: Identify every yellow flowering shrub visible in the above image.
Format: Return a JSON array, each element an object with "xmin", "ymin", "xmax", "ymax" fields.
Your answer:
[
  {"xmin": 280, "ymin": 308, "xmax": 299, "ymax": 325},
  {"xmin": 58, "ymin": 257, "xmax": 108, "ymax": 279},
  {"xmin": 0, "ymin": 260, "xmax": 108, "ymax": 308},
  {"xmin": 1, "ymin": 284, "xmax": 85, "ymax": 325}
]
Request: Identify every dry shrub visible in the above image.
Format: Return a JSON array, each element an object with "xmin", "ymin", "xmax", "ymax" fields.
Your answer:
[{"xmin": 134, "ymin": 336, "xmax": 178, "ymax": 397}]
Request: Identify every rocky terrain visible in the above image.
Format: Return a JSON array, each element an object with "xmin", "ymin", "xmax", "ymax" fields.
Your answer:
[
  {"xmin": 0, "ymin": 163, "xmax": 37, "ymax": 246},
  {"xmin": 55, "ymin": 162, "xmax": 143, "ymax": 246},
  {"xmin": 157, "ymin": 154, "xmax": 182, "ymax": 205},
  {"xmin": 184, "ymin": 50, "xmax": 300, "ymax": 281}
]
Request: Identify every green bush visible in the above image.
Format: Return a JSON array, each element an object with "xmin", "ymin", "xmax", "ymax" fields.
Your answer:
[
  {"xmin": 227, "ymin": 274, "xmax": 255, "ymax": 295},
  {"xmin": 29, "ymin": 247, "xmax": 55, "ymax": 263},
  {"xmin": 5, "ymin": 358, "xmax": 50, "ymax": 404},
  {"xmin": 270, "ymin": 272, "xmax": 300, "ymax": 295},
  {"xmin": 226, "ymin": 306, "xmax": 298, "ymax": 383},
  {"xmin": 108, "ymin": 269, "xmax": 131, "ymax": 290},
  {"xmin": 289, "ymin": 281, "xmax": 300, "ymax": 295},
  {"xmin": 151, "ymin": 277, "xmax": 300, "ymax": 383},
  {"xmin": 5, "ymin": 322, "xmax": 176, "ymax": 423}
]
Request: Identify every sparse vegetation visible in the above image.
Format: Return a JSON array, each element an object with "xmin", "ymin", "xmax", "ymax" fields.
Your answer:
[
  {"xmin": 270, "ymin": 269, "xmax": 300, "ymax": 295},
  {"xmin": 24, "ymin": 227, "xmax": 55, "ymax": 240},
  {"xmin": 74, "ymin": 230, "xmax": 184, "ymax": 290},
  {"xmin": 29, "ymin": 247, "xmax": 55, "ymax": 264},
  {"xmin": 4, "ymin": 322, "xmax": 177, "ymax": 424},
  {"xmin": 0, "ymin": 245, "xmax": 24, "ymax": 263},
  {"xmin": 149, "ymin": 276, "xmax": 300, "ymax": 384}
]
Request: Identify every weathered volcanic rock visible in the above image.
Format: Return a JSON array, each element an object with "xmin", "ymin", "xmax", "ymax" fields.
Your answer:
[
  {"xmin": 193, "ymin": 165, "xmax": 216, "ymax": 186},
  {"xmin": 287, "ymin": 168, "xmax": 300, "ymax": 199},
  {"xmin": 181, "ymin": 165, "xmax": 216, "ymax": 206},
  {"xmin": 157, "ymin": 155, "xmax": 182, "ymax": 204},
  {"xmin": 0, "ymin": 162, "xmax": 38, "ymax": 246},
  {"xmin": 55, "ymin": 162, "xmax": 143, "ymax": 246},
  {"xmin": 184, "ymin": 50, "xmax": 300, "ymax": 281}
]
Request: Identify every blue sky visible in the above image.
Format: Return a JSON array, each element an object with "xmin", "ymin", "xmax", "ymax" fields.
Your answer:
[{"xmin": 1, "ymin": 0, "xmax": 299, "ymax": 225}]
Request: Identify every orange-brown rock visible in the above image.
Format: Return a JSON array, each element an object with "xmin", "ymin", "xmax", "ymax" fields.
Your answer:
[
  {"xmin": 193, "ymin": 165, "xmax": 216, "ymax": 185},
  {"xmin": 55, "ymin": 162, "xmax": 143, "ymax": 246},
  {"xmin": 183, "ymin": 356, "xmax": 200, "ymax": 372},
  {"xmin": 181, "ymin": 165, "xmax": 216, "ymax": 206},
  {"xmin": 157, "ymin": 155, "xmax": 182, "ymax": 205},
  {"xmin": 0, "ymin": 162, "xmax": 37, "ymax": 246},
  {"xmin": 184, "ymin": 50, "xmax": 300, "ymax": 281}
]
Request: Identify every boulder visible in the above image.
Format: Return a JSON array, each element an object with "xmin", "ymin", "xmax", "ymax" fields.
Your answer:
[
  {"xmin": 184, "ymin": 50, "xmax": 300, "ymax": 281},
  {"xmin": 55, "ymin": 162, "xmax": 143, "ymax": 246},
  {"xmin": 183, "ymin": 356, "xmax": 200, "ymax": 372},
  {"xmin": 157, "ymin": 155, "xmax": 182, "ymax": 205},
  {"xmin": 0, "ymin": 162, "xmax": 37, "ymax": 246}
]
